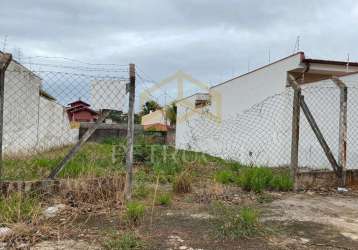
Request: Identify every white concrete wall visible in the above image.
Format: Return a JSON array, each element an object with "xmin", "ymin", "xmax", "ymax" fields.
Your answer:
[
  {"xmin": 37, "ymin": 97, "xmax": 78, "ymax": 151},
  {"xmin": 3, "ymin": 62, "xmax": 41, "ymax": 154},
  {"xmin": 2, "ymin": 61, "xmax": 78, "ymax": 155},
  {"xmin": 175, "ymin": 52, "xmax": 358, "ymax": 170},
  {"xmin": 176, "ymin": 53, "xmax": 303, "ymax": 166}
]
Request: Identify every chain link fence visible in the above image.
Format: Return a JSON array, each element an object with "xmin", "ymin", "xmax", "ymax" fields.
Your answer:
[
  {"xmin": 0, "ymin": 55, "xmax": 131, "ymax": 181},
  {"xmin": 176, "ymin": 78, "xmax": 358, "ymax": 175}
]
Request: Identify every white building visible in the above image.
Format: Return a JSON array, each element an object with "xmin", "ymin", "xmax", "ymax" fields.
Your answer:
[
  {"xmin": 141, "ymin": 109, "xmax": 170, "ymax": 131},
  {"xmin": 2, "ymin": 52, "xmax": 78, "ymax": 155},
  {"xmin": 90, "ymin": 79, "xmax": 128, "ymax": 112},
  {"xmin": 176, "ymin": 52, "xmax": 358, "ymax": 169}
]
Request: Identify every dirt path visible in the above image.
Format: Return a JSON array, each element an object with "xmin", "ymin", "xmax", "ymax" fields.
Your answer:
[
  {"xmin": 263, "ymin": 192, "xmax": 358, "ymax": 249},
  {"xmin": 140, "ymin": 192, "xmax": 358, "ymax": 250}
]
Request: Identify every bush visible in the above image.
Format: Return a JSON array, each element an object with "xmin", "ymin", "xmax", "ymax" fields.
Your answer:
[
  {"xmin": 0, "ymin": 193, "xmax": 41, "ymax": 224},
  {"xmin": 156, "ymin": 193, "xmax": 171, "ymax": 206},
  {"xmin": 269, "ymin": 173, "xmax": 293, "ymax": 191},
  {"xmin": 133, "ymin": 183, "xmax": 150, "ymax": 199},
  {"xmin": 214, "ymin": 170, "xmax": 236, "ymax": 184},
  {"xmin": 104, "ymin": 232, "xmax": 144, "ymax": 250},
  {"xmin": 237, "ymin": 167, "xmax": 293, "ymax": 192},
  {"xmin": 125, "ymin": 202, "xmax": 145, "ymax": 225},
  {"xmin": 173, "ymin": 172, "xmax": 192, "ymax": 193},
  {"xmin": 210, "ymin": 202, "xmax": 261, "ymax": 239},
  {"xmin": 237, "ymin": 167, "xmax": 273, "ymax": 193}
]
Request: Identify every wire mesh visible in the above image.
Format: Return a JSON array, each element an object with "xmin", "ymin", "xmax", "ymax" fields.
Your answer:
[
  {"xmin": 174, "ymin": 79, "xmax": 358, "ymax": 171},
  {"xmin": 1, "ymin": 59, "xmax": 129, "ymax": 181}
]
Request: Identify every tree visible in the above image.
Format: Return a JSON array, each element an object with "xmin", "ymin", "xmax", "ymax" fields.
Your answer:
[
  {"xmin": 165, "ymin": 102, "xmax": 177, "ymax": 126},
  {"xmin": 141, "ymin": 100, "xmax": 161, "ymax": 115}
]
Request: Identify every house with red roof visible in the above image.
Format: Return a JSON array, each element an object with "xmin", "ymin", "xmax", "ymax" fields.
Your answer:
[{"xmin": 66, "ymin": 100, "xmax": 98, "ymax": 122}]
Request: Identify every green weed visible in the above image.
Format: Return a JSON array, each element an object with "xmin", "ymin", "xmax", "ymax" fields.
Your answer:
[
  {"xmin": 156, "ymin": 193, "xmax": 171, "ymax": 206},
  {"xmin": 214, "ymin": 170, "xmax": 237, "ymax": 184},
  {"xmin": 125, "ymin": 202, "xmax": 145, "ymax": 225},
  {"xmin": 104, "ymin": 232, "xmax": 144, "ymax": 250},
  {"xmin": 173, "ymin": 172, "xmax": 192, "ymax": 193},
  {"xmin": 210, "ymin": 201, "xmax": 262, "ymax": 239},
  {"xmin": 0, "ymin": 192, "xmax": 41, "ymax": 224},
  {"xmin": 133, "ymin": 183, "xmax": 151, "ymax": 199}
]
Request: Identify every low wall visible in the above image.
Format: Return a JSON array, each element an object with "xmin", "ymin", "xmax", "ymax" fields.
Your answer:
[
  {"xmin": 79, "ymin": 123, "xmax": 143, "ymax": 142},
  {"xmin": 297, "ymin": 169, "xmax": 358, "ymax": 190}
]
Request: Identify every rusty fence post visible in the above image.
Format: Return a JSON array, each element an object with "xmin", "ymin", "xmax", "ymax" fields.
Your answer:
[
  {"xmin": 290, "ymin": 78, "xmax": 301, "ymax": 191},
  {"xmin": 124, "ymin": 63, "xmax": 135, "ymax": 200},
  {"xmin": 332, "ymin": 77, "xmax": 348, "ymax": 187},
  {"xmin": 0, "ymin": 53, "xmax": 12, "ymax": 183}
]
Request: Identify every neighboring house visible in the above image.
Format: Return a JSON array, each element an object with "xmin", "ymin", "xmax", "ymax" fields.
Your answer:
[
  {"xmin": 66, "ymin": 100, "xmax": 98, "ymax": 122},
  {"xmin": 141, "ymin": 109, "xmax": 170, "ymax": 132},
  {"xmin": 1, "ymin": 51, "xmax": 78, "ymax": 155},
  {"xmin": 176, "ymin": 51, "xmax": 358, "ymax": 169}
]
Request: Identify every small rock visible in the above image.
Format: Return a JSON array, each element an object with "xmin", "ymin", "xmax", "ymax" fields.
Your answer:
[
  {"xmin": 190, "ymin": 213, "xmax": 213, "ymax": 219},
  {"xmin": 300, "ymin": 238, "xmax": 310, "ymax": 244},
  {"xmin": 0, "ymin": 227, "xmax": 13, "ymax": 238},
  {"xmin": 43, "ymin": 204, "xmax": 66, "ymax": 218},
  {"xmin": 337, "ymin": 187, "xmax": 348, "ymax": 193},
  {"xmin": 179, "ymin": 246, "xmax": 188, "ymax": 250}
]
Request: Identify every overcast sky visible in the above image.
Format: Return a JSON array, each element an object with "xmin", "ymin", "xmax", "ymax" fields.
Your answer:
[{"xmin": 1, "ymin": 0, "xmax": 358, "ymax": 98}]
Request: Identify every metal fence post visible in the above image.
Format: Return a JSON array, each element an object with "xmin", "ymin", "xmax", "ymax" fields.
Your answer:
[
  {"xmin": 333, "ymin": 77, "xmax": 348, "ymax": 186},
  {"xmin": 125, "ymin": 63, "xmax": 135, "ymax": 200},
  {"xmin": 0, "ymin": 53, "xmax": 12, "ymax": 182}
]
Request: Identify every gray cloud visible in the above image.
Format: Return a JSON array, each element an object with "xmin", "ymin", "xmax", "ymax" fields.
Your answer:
[{"xmin": 1, "ymin": 0, "xmax": 357, "ymax": 91}]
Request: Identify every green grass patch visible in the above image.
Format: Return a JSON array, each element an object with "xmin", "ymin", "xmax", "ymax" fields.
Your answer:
[
  {"xmin": 156, "ymin": 193, "xmax": 171, "ymax": 206},
  {"xmin": 104, "ymin": 232, "xmax": 144, "ymax": 250},
  {"xmin": 124, "ymin": 202, "xmax": 145, "ymax": 225},
  {"xmin": 214, "ymin": 170, "xmax": 237, "ymax": 184},
  {"xmin": 237, "ymin": 167, "xmax": 293, "ymax": 193},
  {"xmin": 269, "ymin": 173, "xmax": 293, "ymax": 191},
  {"xmin": 0, "ymin": 192, "xmax": 41, "ymax": 224},
  {"xmin": 133, "ymin": 183, "xmax": 151, "ymax": 199},
  {"xmin": 210, "ymin": 201, "xmax": 263, "ymax": 239}
]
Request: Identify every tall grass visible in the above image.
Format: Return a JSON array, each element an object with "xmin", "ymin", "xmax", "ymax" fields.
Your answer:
[
  {"xmin": 172, "ymin": 172, "xmax": 192, "ymax": 193},
  {"xmin": 3, "ymin": 143, "xmax": 124, "ymax": 181},
  {"xmin": 0, "ymin": 193, "xmax": 41, "ymax": 224},
  {"xmin": 237, "ymin": 167, "xmax": 293, "ymax": 192}
]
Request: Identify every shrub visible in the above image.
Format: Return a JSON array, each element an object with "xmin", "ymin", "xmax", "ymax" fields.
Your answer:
[
  {"xmin": 237, "ymin": 167, "xmax": 273, "ymax": 193},
  {"xmin": 210, "ymin": 202, "xmax": 261, "ymax": 239},
  {"xmin": 214, "ymin": 170, "xmax": 236, "ymax": 184},
  {"xmin": 269, "ymin": 173, "xmax": 293, "ymax": 191},
  {"xmin": 125, "ymin": 202, "xmax": 145, "ymax": 225},
  {"xmin": 0, "ymin": 192, "xmax": 41, "ymax": 224},
  {"xmin": 156, "ymin": 193, "xmax": 171, "ymax": 206},
  {"xmin": 133, "ymin": 184, "xmax": 150, "ymax": 199},
  {"xmin": 153, "ymin": 161, "xmax": 182, "ymax": 176},
  {"xmin": 104, "ymin": 232, "xmax": 144, "ymax": 250},
  {"xmin": 173, "ymin": 172, "xmax": 192, "ymax": 193}
]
